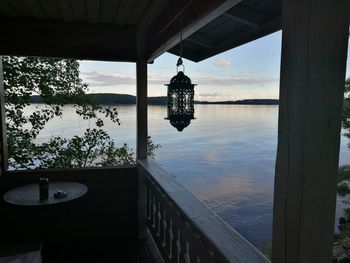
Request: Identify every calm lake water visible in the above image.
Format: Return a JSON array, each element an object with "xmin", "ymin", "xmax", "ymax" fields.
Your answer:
[{"xmin": 27, "ymin": 104, "xmax": 350, "ymax": 249}]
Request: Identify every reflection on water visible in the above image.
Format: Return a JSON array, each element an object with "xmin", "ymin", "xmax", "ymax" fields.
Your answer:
[
  {"xmin": 27, "ymin": 104, "xmax": 350, "ymax": 249},
  {"xmin": 150, "ymin": 105, "xmax": 277, "ymax": 249}
]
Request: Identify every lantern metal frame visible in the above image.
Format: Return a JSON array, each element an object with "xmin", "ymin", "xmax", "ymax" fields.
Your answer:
[{"xmin": 165, "ymin": 63, "xmax": 196, "ymax": 132}]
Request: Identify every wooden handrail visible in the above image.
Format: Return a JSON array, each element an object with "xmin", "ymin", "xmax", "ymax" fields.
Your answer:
[{"xmin": 138, "ymin": 159, "xmax": 270, "ymax": 263}]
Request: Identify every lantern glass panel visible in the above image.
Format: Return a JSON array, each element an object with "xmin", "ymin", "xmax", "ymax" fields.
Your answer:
[{"xmin": 165, "ymin": 71, "xmax": 196, "ymax": 132}]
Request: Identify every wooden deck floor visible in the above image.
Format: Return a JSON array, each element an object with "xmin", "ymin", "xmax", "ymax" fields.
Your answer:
[{"xmin": 41, "ymin": 240, "xmax": 154, "ymax": 263}]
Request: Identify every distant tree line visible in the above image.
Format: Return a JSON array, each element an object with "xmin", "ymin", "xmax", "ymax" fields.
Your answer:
[{"xmin": 29, "ymin": 94, "xmax": 279, "ymax": 106}]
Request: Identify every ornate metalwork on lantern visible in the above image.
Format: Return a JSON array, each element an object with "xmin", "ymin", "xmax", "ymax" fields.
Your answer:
[{"xmin": 165, "ymin": 65, "xmax": 196, "ymax": 132}]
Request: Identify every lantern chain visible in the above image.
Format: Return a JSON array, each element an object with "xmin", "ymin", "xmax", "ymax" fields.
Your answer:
[{"xmin": 176, "ymin": 15, "xmax": 185, "ymax": 73}]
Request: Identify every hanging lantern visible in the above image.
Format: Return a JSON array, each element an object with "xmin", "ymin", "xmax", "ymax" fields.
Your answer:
[{"xmin": 165, "ymin": 58, "xmax": 196, "ymax": 132}]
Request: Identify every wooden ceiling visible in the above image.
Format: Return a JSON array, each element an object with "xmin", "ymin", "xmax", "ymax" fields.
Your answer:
[
  {"xmin": 0, "ymin": 0, "xmax": 281, "ymax": 62},
  {"xmin": 0, "ymin": 0, "xmax": 151, "ymax": 25},
  {"xmin": 169, "ymin": 0, "xmax": 281, "ymax": 62}
]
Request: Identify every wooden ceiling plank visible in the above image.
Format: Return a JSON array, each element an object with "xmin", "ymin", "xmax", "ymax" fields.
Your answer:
[
  {"xmin": 186, "ymin": 38, "xmax": 212, "ymax": 49},
  {"xmin": 0, "ymin": 16, "xmax": 137, "ymax": 61},
  {"xmin": 86, "ymin": 0, "xmax": 100, "ymax": 23},
  {"xmin": 222, "ymin": 12, "xmax": 259, "ymax": 28},
  {"xmin": 114, "ymin": 0, "xmax": 136, "ymax": 25},
  {"xmin": 228, "ymin": 4, "xmax": 268, "ymax": 24},
  {"xmin": 195, "ymin": 15, "xmax": 281, "ymax": 62},
  {"xmin": 127, "ymin": 0, "xmax": 149, "ymax": 25},
  {"xmin": 0, "ymin": 0, "xmax": 17, "ymax": 17},
  {"xmin": 56, "ymin": 0, "xmax": 74, "ymax": 22},
  {"xmin": 22, "ymin": 0, "xmax": 46, "ymax": 19},
  {"xmin": 39, "ymin": 0, "xmax": 61, "ymax": 19},
  {"xmin": 214, "ymin": 16, "xmax": 280, "ymax": 49},
  {"xmin": 5, "ymin": 0, "xmax": 29, "ymax": 17},
  {"xmin": 99, "ymin": 0, "xmax": 121, "ymax": 23},
  {"xmin": 137, "ymin": 0, "xmax": 171, "ymax": 31},
  {"xmin": 71, "ymin": 0, "xmax": 86, "ymax": 21},
  {"xmin": 186, "ymin": 30, "xmax": 216, "ymax": 46},
  {"xmin": 147, "ymin": 0, "xmax": 242, "ymax": 62}
]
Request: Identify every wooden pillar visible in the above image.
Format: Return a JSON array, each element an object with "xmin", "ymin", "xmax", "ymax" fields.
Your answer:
[
  {"xmin": 136, "ymin": 32, "xmax": 148, "ymax": 239},
  {"xmin": 0, "ymin": 57, "xmax": 7, "ymax": 175},
  {"xmin": 272, "ymin": 1, "xmax": 349, "ymax": 262},
  {"xmin": 136, "ymin": 40, "xmax": 148, "ymax": 160}
]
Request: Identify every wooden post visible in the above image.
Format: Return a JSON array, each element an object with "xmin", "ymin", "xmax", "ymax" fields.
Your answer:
[
  {"xmin": 136, "ymin": 36, "xmax": 148, "ymax": 160},
  {"xmin": 0, "ymin": 57, "xmax": 8, "ymax": 175},
  {"xmin": 272, "ymin": 1, "xmax": 349, "ymax": 262},
  {"xmin": 136, "ymin": 32, "xmax": 148, "ymax": 239}
]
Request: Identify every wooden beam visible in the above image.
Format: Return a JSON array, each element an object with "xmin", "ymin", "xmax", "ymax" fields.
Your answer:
[
  {"xmin": 136, "ymin": 33, "xmax": 148, "ymax": 160},
  {"xmin": 0, "ymin": 57, "xmax": 8, "ymax": 175},
  {"xmin": 272, "ymin": 0, "xmax": 350, "ymax": 262},
  {"xmin": 146, "ymin": 0, "xmax": 241, "ymax": 62},
  {"xmin": 0, "ymin": 16, "xmax": 137, "ymax": 61},
  {"xmin": 222, "ymin": 12, "xmax": 259, "ymax": 28}
]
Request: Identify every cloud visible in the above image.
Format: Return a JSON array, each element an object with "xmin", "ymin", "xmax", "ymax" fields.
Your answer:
[
  {"xmin": 148, "ymin": 74, "xmax": 168, "ymax": 85},
  {"xmin": 82, "ymin": 71, "xmax": 278, "ymax": 87},
  {"xmin": 82, "ymin": 71, "xmax": 135, "ymax": 86},
  {"xmin": 82, "ymin": 71, "xmax": 169, "ymax": 86},
  {"xmin": 196, "ymin": 92, "xmax": 227, "ymax": 100},
  {"xmin": 197, "ymin": 92, "xmax": 222, "ymax": 97},
  {"xmin": 213, "ymin": 58, "xmax": 232, "ymax": 67},
  {"xmin": 197, "ymin": 76, "xmax": 278, "ymax": 86}
]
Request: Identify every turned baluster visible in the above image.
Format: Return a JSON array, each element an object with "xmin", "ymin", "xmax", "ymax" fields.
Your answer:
[
  {"xmin": 162, "ymin": 210, "xmax": 167, "ymax": 247},
  {"xmin": 176, "ymin": 229, "xmax": 182, "ymax": 263},
  {"xmin": 184, "ymin": 241, "xmax": 191, "ymax": 263},
  {"xmin": 157, "ymin": 201, "xmax": 161, "ymax": 236},
  {"xmin": 169, "ymin": 219, "xmax": 174, "ymax": 259}
]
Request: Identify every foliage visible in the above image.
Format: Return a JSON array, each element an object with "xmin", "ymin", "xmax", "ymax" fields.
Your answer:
[
  {"xmin": 3, "ymin": 56, "xmax": 159, "ymax": 169},
  {"xmin": 262, "ymin": 242, "xmax": 272, "ymax": 260},
  {"xmin": 342, "ymin": 78, "xmax": 350, "ymax": 142},
  {"xmin": 334, "ymin": 78, "xmax": 350, "ymax": 262},
  {"xmin": 345, "ymin": 78, "xmax": 350, "ymax": 98},
  {"xmin": 338, "ymin": 165, "xmax": 350, "ymax": 196},
  {"xmin": 337, "ymin": 78, "xmax": 350, "ymax": 202}
]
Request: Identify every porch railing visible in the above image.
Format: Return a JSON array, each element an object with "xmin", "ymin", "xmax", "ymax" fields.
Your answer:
[{"xmin": 138, "ymin": 159, "xmax": 270, "ymax": 263}]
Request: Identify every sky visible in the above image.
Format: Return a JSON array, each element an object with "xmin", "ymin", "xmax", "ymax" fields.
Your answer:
[{"xmin": 79, "ymin": 31, "xmax": 350, "ymax": 102}]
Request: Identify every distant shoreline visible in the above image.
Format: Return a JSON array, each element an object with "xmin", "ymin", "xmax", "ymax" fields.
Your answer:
[
  {"xmin": 29, "ymin": 93, "xmax": 279, "ymax": 106},
  {"xmin": 194, "ymin": 99, "xmax": 279, "ymax": 105}
]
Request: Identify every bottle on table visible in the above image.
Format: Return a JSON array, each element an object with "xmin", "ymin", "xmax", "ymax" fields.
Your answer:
[{"xmin": 39, "ymin": 178, "xmax": 49, "ymax": 200}]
